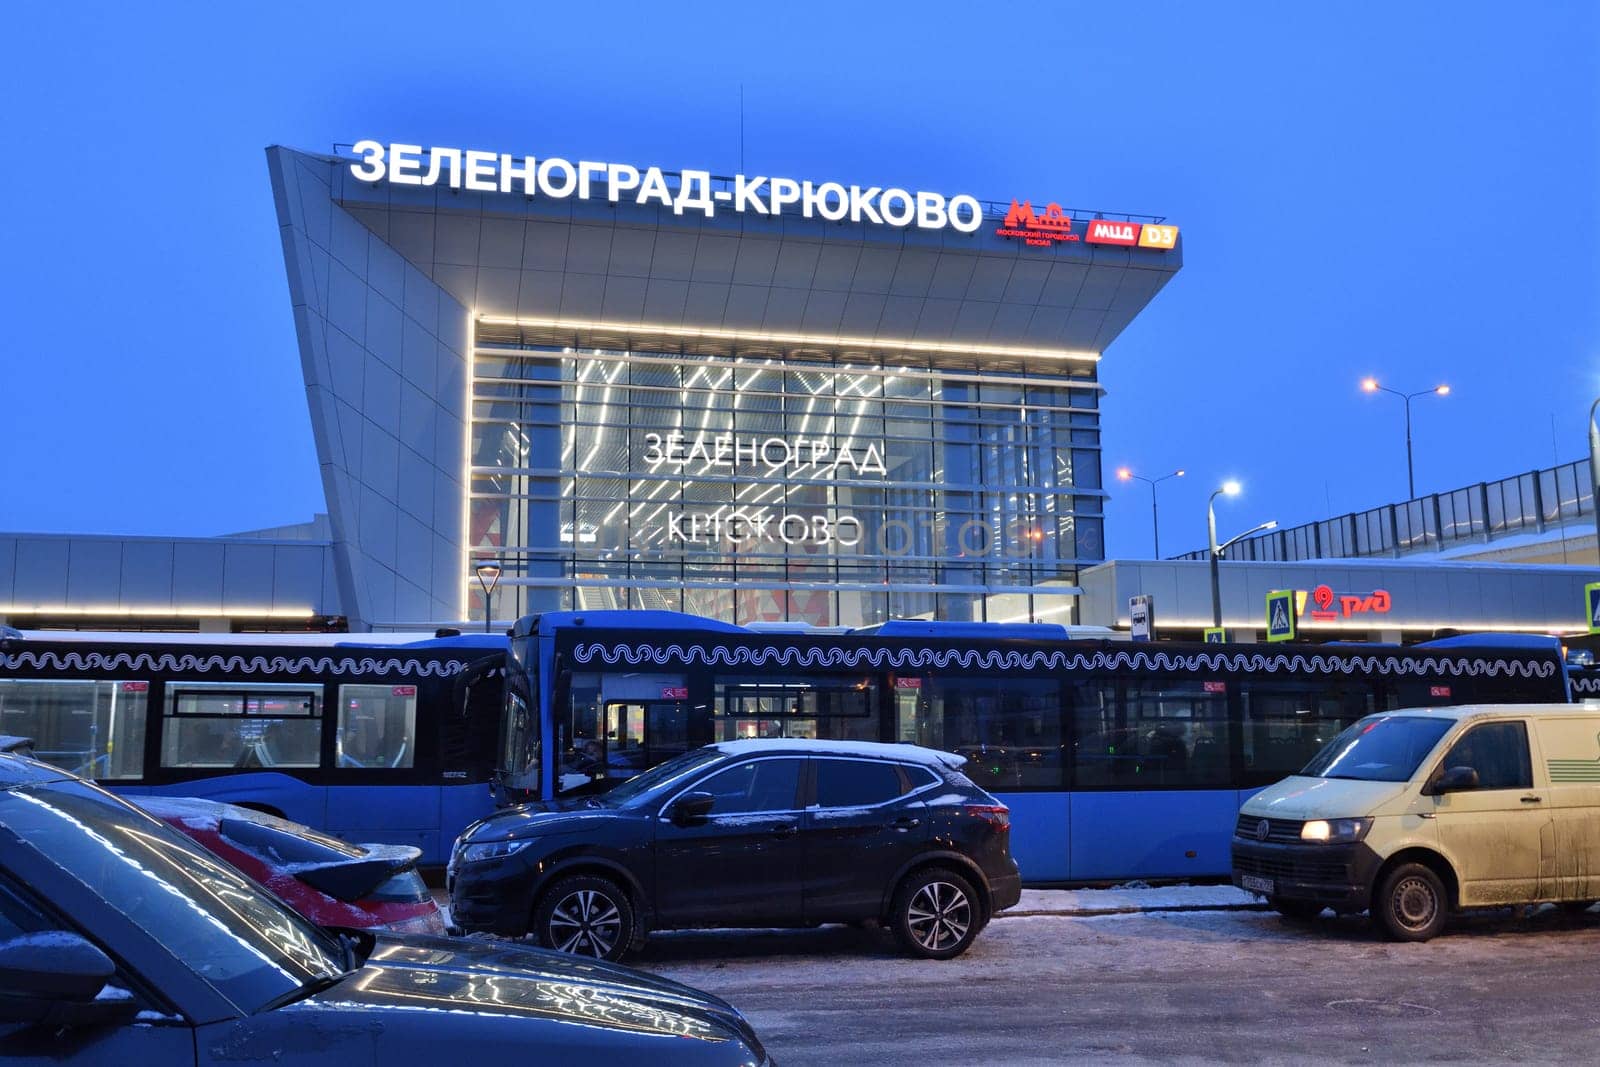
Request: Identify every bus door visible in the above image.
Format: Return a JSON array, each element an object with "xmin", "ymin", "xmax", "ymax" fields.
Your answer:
[
  {"xmin": 600, "ymin": 698, "xmax": 689, "ymax": 774},
  {"xmin": 557, "ymin": 672, "xmax": 687, "ymax": 794}
]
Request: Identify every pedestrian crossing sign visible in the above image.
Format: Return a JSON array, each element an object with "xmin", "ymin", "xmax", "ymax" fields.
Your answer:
[
  {"xmin": 1203, "ymin": 627, "xmax": 1227, "ymax": 643},
  {"xmin": 1587, "ymin": 582, "xmax": 1600, "ymax": 635},
  {"xmin": 1266, "ymin": 590, "xmax": 1296, "ymax": 643}
]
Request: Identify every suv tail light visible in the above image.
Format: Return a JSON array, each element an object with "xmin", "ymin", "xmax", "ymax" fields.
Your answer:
[{"xmin": 964, "ymin": 804, "xmax": 1010, "ymax": 829}]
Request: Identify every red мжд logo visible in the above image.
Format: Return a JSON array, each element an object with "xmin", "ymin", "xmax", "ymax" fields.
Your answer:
[{"xmin": 996, "ymin": 200, "xmax": 1081, "ymax": 247}]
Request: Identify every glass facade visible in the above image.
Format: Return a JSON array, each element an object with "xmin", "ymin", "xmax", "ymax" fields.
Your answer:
[{"xmin": 469, "ymin": 332, "xmax": 1105, "ymax": 625}]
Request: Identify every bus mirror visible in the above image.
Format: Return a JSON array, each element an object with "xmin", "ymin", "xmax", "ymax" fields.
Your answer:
[{"xmin": 672, "ymin": 792, "xmax": 715, "ymax": 823}]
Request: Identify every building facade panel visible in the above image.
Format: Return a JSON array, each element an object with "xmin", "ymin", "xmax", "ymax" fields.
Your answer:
[{"xmin": 268, "ymin": 147, "xmax": 470, "ymax": 628}]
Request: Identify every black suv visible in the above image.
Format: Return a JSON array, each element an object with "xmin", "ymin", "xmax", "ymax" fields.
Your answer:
[{"xmin": 450, "ymin": 739, "xmax": 1021, "ymax": 960}]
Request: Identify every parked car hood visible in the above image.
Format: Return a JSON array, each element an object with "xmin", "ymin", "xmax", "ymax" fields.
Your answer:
[
  {"xmin": 462, "ymin": 798, "xmax": 627, "ymax": 843},
  {"xmin": 307, "ymin": 934, "xmax": 758, "ymax": 1050},
  {"xmin": 1242, "ymin": 775, "xmax": 1408, "ymax": 820}
]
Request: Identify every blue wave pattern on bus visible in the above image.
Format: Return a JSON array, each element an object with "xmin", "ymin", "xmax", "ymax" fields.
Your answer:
[
  {"xmin": 0, "ymin": 651, "xmax": 470, "ymax": 677},
  {"xmin": 569, "ymin": 643, "xmax": 1560, "ymax": 679}
]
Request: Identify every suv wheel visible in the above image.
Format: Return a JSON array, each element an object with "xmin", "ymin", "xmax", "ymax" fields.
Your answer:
[
  {"xmin": 892, "ymin": 868, "xmax": 982, "ymax": 960},
  {"xmin": 1373, "ymin": 862, "xmax": 1447, "ymax": 942},
  {"xmin": 533, "ymin": 875, "xmax": 635, "ymax": 961}
]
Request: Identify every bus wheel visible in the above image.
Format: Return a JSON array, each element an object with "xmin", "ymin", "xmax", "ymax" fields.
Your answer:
[
  {"xmin": 532, "ymin": 876, "xmax": 635, "ymax": 962},
  {"xmin": 1374, "ymin": 863, "xmax": 1447, "ymax": 942}
]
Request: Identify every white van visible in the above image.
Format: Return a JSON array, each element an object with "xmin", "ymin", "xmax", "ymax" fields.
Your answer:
[{"xmin": 1232, "ymin": 704, "xmax": 1600, "ymax": 941}]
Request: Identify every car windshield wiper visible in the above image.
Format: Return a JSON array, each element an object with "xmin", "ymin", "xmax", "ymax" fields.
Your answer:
[{"xmin": 258, "ymin": 971, "xmax": 350, "ymax": 1013}]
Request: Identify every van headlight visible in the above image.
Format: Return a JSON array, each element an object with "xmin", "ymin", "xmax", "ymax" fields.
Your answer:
[
  {"xmin": 1300, "ymin": 818, "xmax": 1372, "ymax": 844},
  {"xmin": 460, "ymin": 839, "xmax": 530, "ymax": 863}
]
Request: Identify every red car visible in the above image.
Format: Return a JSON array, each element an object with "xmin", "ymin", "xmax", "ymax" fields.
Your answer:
[{"xmin": 138, "ymin": 796, "xmax": 446, "ymax": 935}]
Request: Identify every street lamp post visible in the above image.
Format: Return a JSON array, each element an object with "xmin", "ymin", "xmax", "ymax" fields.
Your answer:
[
  {"xmin": 1590, "ymin": 397, "xmax": 1600, "ymax": 565},
  {"xmin": 474, "ymin": 562, "xmax": 503, "ymax": 634},
  {"xmin": 1207, "ymin": 482, "xmax": 1279, "ymax": 632},
  {"xmin": 1361, "ymin": 378, "xmax": 1450, "ymax": 499},
  {"xmin": 1116, "ymin": 467, "xmax": 1186, "ymax": 558},
  {"xmin": 1207, "ymin": 482, "xmax": 1240, "ymax": 628}
]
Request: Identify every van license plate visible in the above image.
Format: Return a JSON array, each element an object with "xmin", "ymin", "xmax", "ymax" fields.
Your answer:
[{"xmin": 1241, "ymin": 874, "xmax": 1274, "ymax": 895}]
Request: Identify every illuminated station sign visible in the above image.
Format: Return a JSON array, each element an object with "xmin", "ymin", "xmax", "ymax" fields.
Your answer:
[
  {"xmin": 347, "ymin": 140, "xmax": 1179, "ymax": 251},
  {"xmin": 998, "ymin": 200, "xmax": 1179, "ymax": 251}
]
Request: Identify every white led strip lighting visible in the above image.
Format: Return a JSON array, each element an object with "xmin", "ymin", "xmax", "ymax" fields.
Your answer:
[{"xmin": 475, "ymin": 315, "xmax": 1101, "ymax": 363}]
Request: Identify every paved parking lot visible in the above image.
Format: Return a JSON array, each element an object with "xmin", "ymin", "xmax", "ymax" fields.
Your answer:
[{"xmin": 637, "ymin": 906, "xmax": 1600, "ymax": 1065}]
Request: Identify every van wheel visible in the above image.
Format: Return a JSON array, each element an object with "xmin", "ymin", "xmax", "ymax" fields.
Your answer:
[
  {"xmin": 532, "ymin": 876, "xmax": 635, "ymax": 961},
  {"xmin": 891, "ymin": 868, "xmax": 982, "ymax": 960},
  {"xmin": 1374, "ymin": 863, "xmax": 1447, "ymax": 942},
  {"xmin": 1270, "ymin": 898, "xmax": 1324, "ymax": 921}
]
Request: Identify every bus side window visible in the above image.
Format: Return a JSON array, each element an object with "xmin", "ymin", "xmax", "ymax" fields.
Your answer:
[
  {"xmin": 1240, "ymin": 684, "xmax": 1366, "ymax": 786},
  {"xmin": 0, "ymin": 679, "xmax": 149, "ymax": 781},
  {"xmin": 162, "ymin": 683, "xmax": 321, "ymax": 770},
  {"xmin": 336, "ymin": 685, "xmax": 418, "ymax": 769}
]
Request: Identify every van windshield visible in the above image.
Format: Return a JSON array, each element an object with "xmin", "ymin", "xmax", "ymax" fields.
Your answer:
[{"xmin": 1300, "ymin": 715, "xmax": 1454, "ymax": 783}]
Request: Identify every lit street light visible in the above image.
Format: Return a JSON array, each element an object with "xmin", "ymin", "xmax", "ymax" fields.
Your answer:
[
  {"xmin": 1361, "ymin": 377, "xmax": 1450, "ymax": 499},
  {"xmin": 1207, "ymin": 481, "xmax": 1277, "ymax": 632},
  {"xmin": 1116, "ymin": 466, "xmax": 1185, "ymax": 559},
  {"xmin": 474, "ymin": 561, "xmax": 503, "ymax": 634}
]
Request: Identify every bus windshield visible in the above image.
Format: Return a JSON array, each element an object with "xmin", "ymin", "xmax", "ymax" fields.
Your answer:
[
  {"xmin": 1299, "ymin": 715, "xmax": 1455, "ymax": 783},
  {"xmin": 499, "ymin": 634, "xmax": 540, "ymax": 793}
]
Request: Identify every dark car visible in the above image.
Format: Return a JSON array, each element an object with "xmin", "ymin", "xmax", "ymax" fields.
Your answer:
[
  {"xmin": 450, "ymin": 739, "xmax": 1021, "ymax": 960},
  {"xmin": 0, "ymin": 739, "xmax": 768, "ymax": 1065}
]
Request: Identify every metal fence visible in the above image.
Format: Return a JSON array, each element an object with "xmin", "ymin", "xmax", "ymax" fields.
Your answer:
[{"xmin": 1175, "ymin": 459, "xmax": 1595, "ymax": 563}]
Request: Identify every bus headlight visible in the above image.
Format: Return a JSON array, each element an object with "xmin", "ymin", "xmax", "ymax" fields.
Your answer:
[
  {"xmin": 1300, "ymin": 818, "xmax": 1371, "ymax": 844},
  {"xmin": 460, "ymin": 839, "xmax": 530, "ymax": 863}
]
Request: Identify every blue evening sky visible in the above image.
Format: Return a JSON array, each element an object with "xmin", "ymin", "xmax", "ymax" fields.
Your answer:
[{"xmin": 2, "ymin": 2, "xmax": 1595, "ymax": 559}]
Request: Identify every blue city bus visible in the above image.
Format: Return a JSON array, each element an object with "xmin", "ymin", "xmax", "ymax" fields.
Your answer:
[
  {"xmin": 1570, "ymin": 657, "xmax": 1600, "ymax": 704},
  {"xmin": 496, "ymin": 610, "xmax": 1572, "ymax": 884},
  {"xmin": 0, "ymin": 629, "xmax": 505, "ymax": 865}
]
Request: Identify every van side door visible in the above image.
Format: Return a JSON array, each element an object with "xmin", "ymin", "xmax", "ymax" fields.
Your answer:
[
  {"xmin": 1532, "ymin": 716, "xmax": 1600, "ymax": 902},
  {"xmin": 1423, "ymin": 719, "xmax": 1554, "ymax": 906}
]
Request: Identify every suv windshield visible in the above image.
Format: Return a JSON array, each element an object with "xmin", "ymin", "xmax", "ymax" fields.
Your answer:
[
  {"xmin": 1, "ymin": 780, "xmax": 347, "ymax": 1012},
  {"xmin": 598, "ymin": 748, "xmax": 728, "ymax": 808},
  {"xmin": 1300, "ymin": 715, "xmax": 1455, "ymax": 783}
]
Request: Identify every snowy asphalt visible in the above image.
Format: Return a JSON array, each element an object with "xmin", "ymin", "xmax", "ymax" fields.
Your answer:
[{"xmin": 633, "ymin": 901, "xmax": 1600, "ymax": 1065}]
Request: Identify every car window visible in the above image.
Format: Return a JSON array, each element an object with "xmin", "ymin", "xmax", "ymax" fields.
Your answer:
[
  {"xmin": 1301, "ymin": 715, "xmax": 1455, "ymax": 782},
  {"xmin": 1438, "ymin": 721, "xmax": 1532, "ymax": 791},
  {"xmin": 815, "ymin": 759, "xmax": 903, "ymax": 808},
  {"xmin": 693, "ymin": 758, "xmax": 803, "ymax": 815},
  {"xmin": 0, "ymin": 878, "xmax": 46, "ymax": 942},
  {"xmin": 0, "ymin": 781, "xmax": 345, "ymax": 1013}
]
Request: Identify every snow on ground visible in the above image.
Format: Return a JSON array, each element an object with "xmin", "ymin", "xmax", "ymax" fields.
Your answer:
[
  {"xmin": 1008, "ymin": 882, "xmax": 1259, "ymax": 915},
  {"xmin": 430, "ymin": 882, "xmax": 1258, "ymax": 934}
]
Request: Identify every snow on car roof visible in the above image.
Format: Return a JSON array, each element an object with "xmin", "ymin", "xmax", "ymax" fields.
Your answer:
[
  {"xmin": 1373, "ymin": 703, "xmax": 1580, "ymax": 721},
  {"xmin": 709, "ymin": 738, "xmax": 966, "ymax": 768}
]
